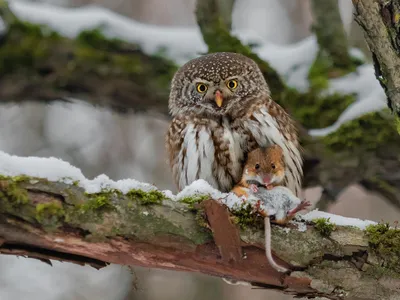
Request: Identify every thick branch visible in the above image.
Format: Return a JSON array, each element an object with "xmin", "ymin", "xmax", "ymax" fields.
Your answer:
[
  {"xmin": 0, "ymin": 175, "xmax": 399, "ymax": 299},
  {"xmin": 0, "ymin": 2, "xmax": 176, "ymax": 114},
  {"xmin": 352, "ymin": 0, "xmax": 400, "ymax": 116}
]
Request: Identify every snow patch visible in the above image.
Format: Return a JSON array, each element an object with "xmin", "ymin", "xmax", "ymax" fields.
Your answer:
[
  {"xmin": 9, "ymin": 0, "xmax": 206, "ymax": 64},
  {"xmin": 0, "ymin": 151, "xmax": 157, "ymax": 194},
  {"xmin": 302, "ymin": 209, "xmax": 377, "ymax": 230},
  {"xmin": 309, "ymin": 64, "xmax": 387, "ymax": 136}
]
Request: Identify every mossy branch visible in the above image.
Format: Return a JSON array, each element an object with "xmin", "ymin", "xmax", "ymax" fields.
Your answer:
[
  {"xmin": 0, "ymin": 2, "xmax": 177, "ymax": 114},
  {"xmin": 1, "ymin": 174, "xmax": 400, "ymax": 299},
  {"xmin": 352, "ymin": 0, "xmax": 400, "ymax": 116}
]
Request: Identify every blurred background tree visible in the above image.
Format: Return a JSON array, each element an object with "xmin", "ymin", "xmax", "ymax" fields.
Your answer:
[{"xmin": 0, "ymin": 0, "xmax": 398, "ymax": 300}]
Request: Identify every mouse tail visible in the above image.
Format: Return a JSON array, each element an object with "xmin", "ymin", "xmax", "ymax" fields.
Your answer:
[{"xmin": 264, "ymin": 217, "xmax": 288, "ymax": 273}]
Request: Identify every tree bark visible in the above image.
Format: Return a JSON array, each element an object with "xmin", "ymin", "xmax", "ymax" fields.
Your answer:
[
  {"xmin": 352, "ymin": 0, "xmax": 400, "ymax": 116},
  {"xmin": 1, "ymin": 174, "xmax": 399, "ymax": 300},
  {"xmin": 309, "ymin": 0, "xmax": 355, "ymax": 87}
]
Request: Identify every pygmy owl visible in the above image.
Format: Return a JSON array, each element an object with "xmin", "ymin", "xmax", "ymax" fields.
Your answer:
[{"xmin": 166, "ymin": 52, "xmax": 303, "ymax": 196}]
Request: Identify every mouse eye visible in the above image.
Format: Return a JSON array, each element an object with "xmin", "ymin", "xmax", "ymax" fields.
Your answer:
[
  {"xmin": 255, "ymin": 163, "xmax": 260, "ymax": 170},
  {"xmin": 271, "ymin": 163, "xmax": 276, "ymax": 169}
]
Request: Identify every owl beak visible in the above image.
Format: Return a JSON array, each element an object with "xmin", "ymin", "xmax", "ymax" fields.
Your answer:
[{"xmin": 215, "ymin": 90, "xmax": 223, "ymax": 107}]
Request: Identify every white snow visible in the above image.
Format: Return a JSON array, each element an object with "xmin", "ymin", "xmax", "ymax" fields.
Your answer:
[
  {"xmin": 309, "ymin": 64, "xmax": 388, "ymax": 136},
  {"xmin": 0, "ymin": 149, "xmax": 303, "ymax": 222},
  {"xmin": 0, "ymin": 149, "xmax": 381, "ymax": 231},
  {"xmin": 9, "ymin": 0, "xmax": 207, "ymax": 64},
  {"xmin": 0, "ymin": 150, "xmax": 158, "ymax": 194},
  {"xmin": 301, "ymin": 209, "xmax": 377, "ymax": 230}
]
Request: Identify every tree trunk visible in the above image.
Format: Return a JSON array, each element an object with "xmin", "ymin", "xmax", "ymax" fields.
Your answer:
[{"xmin": 352, "ymin": 0, "xmax": 400, "ymax": 117}]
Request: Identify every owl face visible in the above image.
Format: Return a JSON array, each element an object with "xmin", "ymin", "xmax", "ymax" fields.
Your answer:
[{"xmin": 169, "ymin": 52, "xmax": 270, "ymax": 117}]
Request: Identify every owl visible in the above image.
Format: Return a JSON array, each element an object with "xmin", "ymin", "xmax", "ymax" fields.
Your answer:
[{"xmin": 166, "ymin": 52, "xmax": 303, "ymax": 196}]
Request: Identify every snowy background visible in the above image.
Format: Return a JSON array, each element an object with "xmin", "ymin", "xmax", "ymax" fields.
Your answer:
[{"xmin": 0, "ymin": 0, "xmax": 399, "ymax": 300}]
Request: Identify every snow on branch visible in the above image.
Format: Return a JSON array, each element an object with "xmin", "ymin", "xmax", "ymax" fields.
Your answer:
[{"xmin": 0, "ymin": 151, "xmax": 399, "ymax": 300}]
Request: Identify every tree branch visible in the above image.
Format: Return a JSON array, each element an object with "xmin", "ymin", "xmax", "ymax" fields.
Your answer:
[
  {"xmin": 352, "ymin": 0, "xmax": 400, "ymax": 116},
  {"xmin": 0, "ymin": 174, "xmax": 399, "ymax": 300},
  {"xmin": 0, "ymin": 1, "xmax": 177, "ymax": 114}
]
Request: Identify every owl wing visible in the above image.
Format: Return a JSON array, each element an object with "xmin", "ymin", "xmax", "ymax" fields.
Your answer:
[
  {"xmin": 241, "ymin": 100, "xmax": 303, "ymax": 197},
  {"xmin": 165, "ymin": 115, "xmax": 221, "ymax": 192}
]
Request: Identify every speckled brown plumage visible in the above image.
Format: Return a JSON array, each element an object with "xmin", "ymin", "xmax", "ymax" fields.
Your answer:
[{"xmin": 165, "ymin": 52, "xmax": 303, "ymax": 196}]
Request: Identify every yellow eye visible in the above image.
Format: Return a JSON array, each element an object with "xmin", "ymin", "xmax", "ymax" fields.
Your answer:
[
  {"xmin": 196, "ymin": 83, "xmax": 208, "ymax": 93},
  {"xmin": 226, "ymin": 79, "xmax": 238, "ymax": 90}
]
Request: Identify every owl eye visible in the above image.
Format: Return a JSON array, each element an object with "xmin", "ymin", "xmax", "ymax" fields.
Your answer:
[
  {"xmin": 196, "ymin": 83, "xmax": 208, "ymax": 93},
  {"xmin": 226, "ymin": 79, "xmax": 238, "ymax": 90},
  {"xmin": 271, "ymin": 163, "xmax": 276, "ymax": 169},
  {"xmin": 255, "ymin": 163, "xmax": 260, "ymax": 170}
]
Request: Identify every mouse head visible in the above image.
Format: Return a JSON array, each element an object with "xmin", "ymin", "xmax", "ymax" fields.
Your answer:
[{"xmin": 242, "ymin": 145, "xmax": 285, "ymax": 187}]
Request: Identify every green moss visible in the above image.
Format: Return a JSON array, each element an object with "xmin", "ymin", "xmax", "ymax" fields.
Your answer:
[
  {"xmin": 83, "ymin": 193, "xmax": 113, "ymax": 210},
  {"xmin": 396, "ymin": 117, "xmax": 400, "ymax": 134},
  {"xmin": 65, "ymin": 190, "xmax": 116, "ymax": 224},
  {"xmin": 231, "ymin": 203, "xmax": 263, "ymax": 230},
  {"xmin": 126, "ymin": 189, "xmax": 166, "ymax": 205},
  {"xmin": 322, "ymin": 110, "xmax": 399, "ymax": 152},
  {"xmin": 308, "ymin": 53, "xmax": 362, "ymax": 91},
  {"xmin": 0, "ymin": 20, "xmax": 61, "ymax": 74},
  {"xmin": 179, "ymin": 195, "xmax": 209, "ymax": 209},
  {"xmin": 35, "ymin": 202, "xmax": 65, "ymax": 229},
  {"xmin": 0, "ymin": 179, "xmax": 29, "ymax": 206},
  {"xmin": 313, "ymin": 218, "xmax": 336, "ymax": 237},
  {"xmin": 365, "ymin": 223, "xmax": 400, "ymax": 271},
  {"xmin": 76, "ymin": 28, "xmax": 128, "ymax": 51},
  {"xmin": 282, "ymin": 88, "xmax": 355, "ymax": 129}
]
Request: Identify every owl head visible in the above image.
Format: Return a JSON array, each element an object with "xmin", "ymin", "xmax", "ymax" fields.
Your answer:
[{"xmin": 168, "ymin": 52, "xmax": 270, "ymax": 117}]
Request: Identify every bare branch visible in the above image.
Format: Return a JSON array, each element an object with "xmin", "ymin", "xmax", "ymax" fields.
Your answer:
[{"xmin": 0, "ymin": 174, "xmax": 399, "ymax": 299}]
